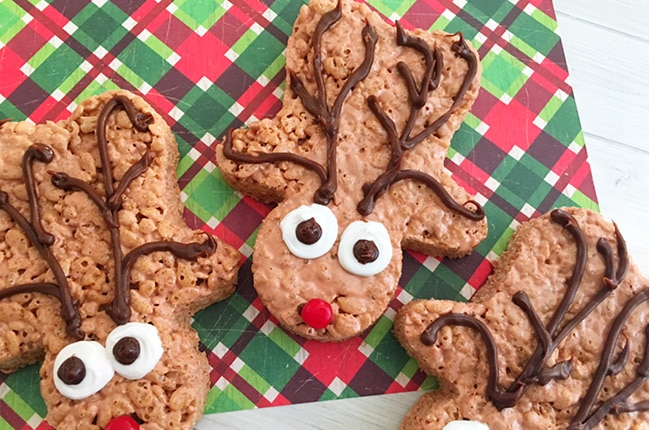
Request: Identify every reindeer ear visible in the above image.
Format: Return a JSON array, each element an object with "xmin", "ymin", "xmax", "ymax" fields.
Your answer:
[{"xmin": 394, "ymin": 207, "xmax": 649, "ymax": 429}]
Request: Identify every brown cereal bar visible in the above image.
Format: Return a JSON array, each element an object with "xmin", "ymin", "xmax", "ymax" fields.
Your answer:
[
  {"xmin": 394, "ymin": 207, "xmax": 649, "ymax": 429},
  {"xmin": 216, "ymin": 0, "xmax": 487, "ymax": 341},
  {"xmin": 0, "ymin": 90, "xmax": 240, "ymax": 429}
]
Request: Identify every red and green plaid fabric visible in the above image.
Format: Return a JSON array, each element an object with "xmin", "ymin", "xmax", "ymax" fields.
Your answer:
[{"xmin": 0, "ymin": 0, "xmax": 597, "ymax": 427}]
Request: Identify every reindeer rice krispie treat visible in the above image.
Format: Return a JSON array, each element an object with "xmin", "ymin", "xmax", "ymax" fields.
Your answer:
[
  {"xmin": 394, "ymin": 207, "xmax": 648, "ymax": 429},
  {"xmin": 0, "ymin": 90, "xmax": 240, "ymax": 429},
  {"xmin": 217, "ymin": 0, "xmax": 487, "ymax": 341}
]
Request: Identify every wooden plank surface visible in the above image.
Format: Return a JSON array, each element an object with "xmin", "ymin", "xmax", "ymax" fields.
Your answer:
[{"xmin": 198, "ymin": 0, "xmax": 649, "ymax": 428}]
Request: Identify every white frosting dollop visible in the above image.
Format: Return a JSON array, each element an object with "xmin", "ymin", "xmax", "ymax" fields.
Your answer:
[
  {"xmin": 337, "ymin": 220, "xmax": 392, "ymax": 276},
  {"xmin": 280, "ymin": 204, "xmax": 338, "ymax": 259},
  {"xmin": 442, "ymin": 420, "xmax": 490, "ymax": 430},
  {"xmin": 53, "ymin": 341, "xmax": 115, "ymax": 400},
  {"xmin": 106, "ymin": 322, "xmax": 164, "ymax": 380}
]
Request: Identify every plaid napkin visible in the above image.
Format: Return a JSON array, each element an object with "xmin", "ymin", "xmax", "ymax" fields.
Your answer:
[{"xmin": 0, "ymin": 0, "xmax": 597, "ymax": 427}]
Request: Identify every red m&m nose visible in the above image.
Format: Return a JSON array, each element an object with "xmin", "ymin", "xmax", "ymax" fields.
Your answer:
[
  {"xmin": 106, "ymin": 415, "xmax": 140, "ymax": 430},
  {"xmin": 301, "ymin": 299, "xmax": 333, "ymax": 329}
]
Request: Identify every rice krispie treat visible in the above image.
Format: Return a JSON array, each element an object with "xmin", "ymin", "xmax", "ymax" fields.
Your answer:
[
  {"xmin": 0, "ymin": 90, "xmax": 240, "ymax": 429},
  {"xmin": 216, "ymin": 0, "xmax": 487, "ymax": 341},
  {"xmin": 394, "ymin": 207, "xmax": 648, "ymax": 429}
]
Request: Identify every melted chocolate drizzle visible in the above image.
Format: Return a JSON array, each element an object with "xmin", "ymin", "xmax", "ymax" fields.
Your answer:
[
  {"xmin": 223, "ymin": 0, "xmax": 378, "ymax": 206},
  {"xmin": 24, "ymin": 144, "xmax": 56, "ymax": 246},
  {"xmin": 89, "ymin": 96, "xmax": 154, "ymax": 325},
  {"xmin": 0, "ymin": 148, "xmax": 83, "ymax": 340},
  {"xmin": 420, "ymin": 208, "xmax": 647, "ymax": 426},
  {"xmin": 110, "ymin": 237, "xmax": 217, "ymax": 324},
  {"xmin": 420, "ymin": 312, "xmax": 522, "ymax": 407},
  {"xmin": 223, "ymin": 5, "xmax": 483, "ymax": 222},
  {"xmin": 357, "ymin": 28, "xmax": 484, "ymax": 220},
  {"xmin": 290, "ymin": 2, "xmax": 377, "ymax": 205},
  {"xmin": 0, "ymin": 95, "xmax": 219, "ymax": 336},
  {"xmin": 569, "ymin": 303, "xmax": 648, "ymax": 429}
]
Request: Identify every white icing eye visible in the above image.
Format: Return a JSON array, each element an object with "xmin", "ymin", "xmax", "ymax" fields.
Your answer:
[
  {"xmin": 280, "ymin": 204, "xmax": 338, "ymax": 259},
  {"xmin": 337, "ymin": 220, "xmax": 392, "ymax": 276},
  {"xmin": 442, "ymin": 421, "xmax": 490, "ymax": 430},
  {"xmin": 106, "ymin": 322, "xmax": 163, "ymax": 380},
  {"xmin": 53, "ymin": 341, "xmax": 114, "ymax": 400}
]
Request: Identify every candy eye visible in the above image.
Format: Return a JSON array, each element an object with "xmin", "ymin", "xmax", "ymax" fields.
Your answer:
[
  {"xmin": 280, "ymin": 204, "xmax": 338, "ymax": 259},
  {"xmin": 106, "ymin": 322, "xmax": 163, "ymax": 380},
  {"xmin": 337, "ymin": 220, "xmax": 392, "ymax": 276},
  {"xmin": 53, "ymin": 341, "xmax": 114, "ymax": 400}
]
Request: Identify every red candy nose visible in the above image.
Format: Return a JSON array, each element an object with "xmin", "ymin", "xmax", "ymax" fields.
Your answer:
[
  {"xmin": 301, "ymin": 299, "xmax": 333, "ymax": 329},
  {"xmin": 106, "ymin": 415, "xmax": 140, "ymax": 430}
]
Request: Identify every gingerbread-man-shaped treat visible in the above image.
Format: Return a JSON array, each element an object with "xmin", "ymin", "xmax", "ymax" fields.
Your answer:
[
  {"xmin": 0, "ymin": 90, "xmax": 240, "ymax": 429},
  {"xmin": 394, "ymin": 207, "xmax": 648, "ymax": 429},
  {"xmin": 216, "ymin": 0, "xmax": 487, "ymax": 341}
]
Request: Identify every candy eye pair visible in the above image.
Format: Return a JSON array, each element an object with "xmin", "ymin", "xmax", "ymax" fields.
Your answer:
[
  {"xmin": 53, "ymin": 322, "xmax": 163, "ymax": 400},
  {"xmin": 280, "ymin": 204, "xmax": 392, "ymax": 276}
]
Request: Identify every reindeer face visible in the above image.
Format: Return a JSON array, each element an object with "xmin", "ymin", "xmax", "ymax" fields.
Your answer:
[
  {"xmin": 0, "ymin": 91, "xmax": 240, "ymax": 429},
  {"xmin": 251, "ymin": 198, "xmax": 401, "ymax": 339},
  {"xmin": 217, "ymin": 0, "xmax": 487, "ymax": 341},
  {"xmin": 394, "ymin": 207, "xmax": 649, "ymax": 429}
]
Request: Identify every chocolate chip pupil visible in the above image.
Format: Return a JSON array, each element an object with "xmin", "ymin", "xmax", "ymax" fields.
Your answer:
[
  {"xmin": 113, "ymin": 336, "xmax": 141, "ymax": 365},
  {"xmin": 296, "ymin": 217, "xmax": 322, "ymax": 245},
  {"xmin": 353, "ymin": 239, "xmax": 379, "ymax": 264},
  {"xmin": 58, "ymin": 356, "xmax": 86, "ymax": 385}
]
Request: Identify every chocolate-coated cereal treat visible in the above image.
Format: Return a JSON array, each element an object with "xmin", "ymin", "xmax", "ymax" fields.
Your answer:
[
  {"xmin": 394, "ymin": 207, "xmax": 648, "ymax": 429},
  {"xmin": 0, "ymin": 90, "xmax": 240, "ymax": 429},
  {"xmin": 217, "ymin": 0, "xmax": 487, "ymax": 341}
]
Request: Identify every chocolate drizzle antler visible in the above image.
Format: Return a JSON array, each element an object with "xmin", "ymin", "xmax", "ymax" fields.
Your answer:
[
  {"xmin": 49, "ymin": 96, "xmax": 218, "ymax": 326},
  {"xmin": 0, "ymin": 95, "xmax": 220, "ymax": 340},
  {"xmin": 420, "ymin": 208, "xmax": 645, "ymax": 426},
  {"xmin": 357, "ymin": 28, "xmax": 483, "ymax": 219},
  {"xmin": 420, "ymin": 312, "xmax": 523, "ymax": 408},
  {"xmin": 0, "ymin": 145, "xmax": 83, "ymax": 340},
  {"xmin": 506, "ymin": 211, "xmax": 629, "ymax": 395},
  {"xmin": 118, "ymin": 237, "xmax": 217, "ymax": 307},
  {"xmin": 223, "ymin": 0, "xmax": 378, "ymax": 205},
  {"xmin": 23, "ymin": 145, "xmax": 57, "ymax": 246},
  {"xmin": 49, "ymin": 96, "xmax": 156, "ymax": 326},
  {"xmin": 569, "ymin": 301, "xmax": 649, "ymax": 429}
]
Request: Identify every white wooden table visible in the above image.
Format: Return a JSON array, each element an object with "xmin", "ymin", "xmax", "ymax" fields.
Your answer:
[{"xmin": 197, "ymin": 0, "xmax": 649, "ymax": 428}]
